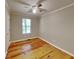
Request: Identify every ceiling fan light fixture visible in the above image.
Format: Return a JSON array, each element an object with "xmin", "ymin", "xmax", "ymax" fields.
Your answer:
[
  {"xmin": 33, "ymin": 8, "xmax": 37, "ymax": 13},
  {"xmin": 32, "ymin": 7, "xmax": 40, "ymax": 14}
]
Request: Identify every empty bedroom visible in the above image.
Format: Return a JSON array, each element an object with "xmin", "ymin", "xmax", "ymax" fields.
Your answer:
[{"xmin": 5, "ymin": 0, "xmax": 74, "ymax": 59}]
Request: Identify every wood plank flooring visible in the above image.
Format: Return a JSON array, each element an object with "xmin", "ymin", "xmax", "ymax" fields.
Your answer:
[{"xmin": 6, "ymin": 38, "xmax": 74, "ymax": 59}]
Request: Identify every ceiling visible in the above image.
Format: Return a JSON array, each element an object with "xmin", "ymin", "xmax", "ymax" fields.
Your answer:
[{"xmin": 7, "ymin": 0, "xmax": 73, "ymax": 16}]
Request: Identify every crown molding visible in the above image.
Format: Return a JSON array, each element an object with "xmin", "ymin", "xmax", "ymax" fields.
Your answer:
[{"xmin": 42, "ymin": 3, "xmax": 74, "ymax": 16}]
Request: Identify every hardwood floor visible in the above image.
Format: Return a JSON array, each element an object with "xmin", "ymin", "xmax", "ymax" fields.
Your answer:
[{"xmin": 6, "ymin": 38, "xmax": 74, "ymax": 59}]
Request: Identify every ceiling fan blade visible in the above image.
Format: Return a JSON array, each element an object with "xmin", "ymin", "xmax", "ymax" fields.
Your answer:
[
  {"xmin": 27, "ymin": 8, "xmax": 32, "ymax": 13},
  {"xmin": 39, "ymin": 8, "xmax": 47, "ymax": 12},
  {"xmin": 15, "ymin": 0, "xmax": 31, "ymax": 6},
  {"xmin": 36, "ymin": 0, "xmax": 46, "ymax": 5}
]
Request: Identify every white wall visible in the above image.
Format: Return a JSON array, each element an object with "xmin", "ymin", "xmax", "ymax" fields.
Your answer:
[
  {"xmin": 40, "ymin": 6, "xmax": 74, "ymax": 54},
  {"xmin": 5, "ymin": 3, "xmax": 10, "ymax": 52},
  {"xmin": 10, "ymin": 14, "xmax": 40, "ymax": 41}
]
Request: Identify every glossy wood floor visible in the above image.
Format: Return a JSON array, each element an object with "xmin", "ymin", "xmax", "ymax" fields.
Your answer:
[{"xmin": 6, "ymin": 38, "xmax": 73, "ymax": 59}]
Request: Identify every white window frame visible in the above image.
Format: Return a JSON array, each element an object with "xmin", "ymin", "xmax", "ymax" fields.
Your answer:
[{"xmin": 22, "ymin": 18, "xmax": 31, "ymax": 34}]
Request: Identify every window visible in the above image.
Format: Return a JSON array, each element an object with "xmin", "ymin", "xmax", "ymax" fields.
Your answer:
[{"xmin": 22, "ymin": 18, "xmax": 31, "ymax": 34}]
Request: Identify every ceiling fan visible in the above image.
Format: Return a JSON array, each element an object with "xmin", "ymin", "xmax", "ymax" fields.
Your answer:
[{"xmin": 14, "ymin": 0, "xmax": 47, "ymax": 14}]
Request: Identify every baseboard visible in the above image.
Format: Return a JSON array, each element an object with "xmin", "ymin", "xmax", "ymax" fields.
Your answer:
[
  {"xmin": 10, "ymin": 37, "xmax": 38, "ymax": 43},
  {"xmin": 9, "ymin": 37, "xmax": 74, "ymax": 56},
  {"xmin": 38, "ymin": 37, "xmax": 74, "ymax": 57}
]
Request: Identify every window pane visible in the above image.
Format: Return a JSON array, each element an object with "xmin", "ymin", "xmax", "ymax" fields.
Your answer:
[
  {"xmin": 23, "ymin": 29, "xmax": 26, "ymax": 34},
  {"xmin": 22, "ymin": 18, "xmax": 31, "ymax": 34},
  {"xmin": 26, "ymin": 26, "xmax": 31, "ymax": 33},
  {"xmin": 26, "ymin": 29, "xmax": 30, "ymax": 33},
  {"xmin": 22, "ymin": 26, "xmax": 25, "ymax": 30},
  {"xmin": 26, "ymin": 19, "xmax": 31, "ymax": 26}
]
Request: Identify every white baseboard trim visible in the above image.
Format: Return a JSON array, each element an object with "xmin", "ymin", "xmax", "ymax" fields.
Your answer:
[
  {"xmin": 10, "ymin": 37, "xmax": 38, "ymax": 43},
  {"xmin": 9, "ymin": 37, "xmax": 74, "ymax": 56},
  {"xmin": 38, "ymin": 37, "xmax": 74, "ymax": 57}
]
